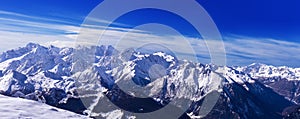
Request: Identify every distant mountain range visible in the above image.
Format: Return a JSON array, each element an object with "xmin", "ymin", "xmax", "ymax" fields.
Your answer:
[{"xmin": 0, "ymin": 43, "xmax": 299, "ymax": 119}]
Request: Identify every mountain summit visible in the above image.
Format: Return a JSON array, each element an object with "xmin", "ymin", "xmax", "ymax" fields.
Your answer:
[{"xmin": 0, "ymin": 43, "xmax": 299, "ymax": 119}]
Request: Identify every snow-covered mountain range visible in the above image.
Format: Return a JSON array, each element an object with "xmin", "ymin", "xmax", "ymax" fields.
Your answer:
[{"xmin": 0, "ymin": 43, "xmax": 299, "ymax": 119}]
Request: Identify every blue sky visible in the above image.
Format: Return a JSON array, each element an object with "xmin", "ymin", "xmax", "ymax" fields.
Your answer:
[{"xmin": 0, "ymin": 0, "xmax": 299, "ymax": 67}]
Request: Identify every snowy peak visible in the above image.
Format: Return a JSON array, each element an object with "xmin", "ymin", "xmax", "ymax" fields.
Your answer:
[
  {"xmin": 0, "ymin": 70, "xmax": 32, "ymax": 95},
  {"xmin": 237, "ymin": 63, "xmax": 300, "ymax": 81},
  {"xmin": 222, "ymin": 66, "xmax": 255, "ymax": 84},
  {"xmin": 129, "ymin": 52, "xmax": 177, "ymax": 86},
  {"xmin": 0, "ymin": 43, "xmax": 300, "ymax": 119},
  {"xmin": 26, "ymin": 42, "xmax": 40, "ymax": 49}
]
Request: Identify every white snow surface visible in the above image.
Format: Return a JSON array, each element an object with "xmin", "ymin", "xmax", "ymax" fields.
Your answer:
[
  {"xmin": 0, "ymin": 94, "xmax": 90, "ymax": 119},
  {"xmin": 237, "ymin": 63, "xmax": 300, "ymax": 81}
]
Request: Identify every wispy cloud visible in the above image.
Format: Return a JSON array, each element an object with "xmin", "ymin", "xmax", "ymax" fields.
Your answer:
[
  {"xmin": 0, "ymin": 10, "xmax": 299, "ymax": 67},
  {"xmin": 0, "ymin": 10, "xmax": 77, "ymax": 25},
  {"xmin": 0, "ymin": 10, "xmax": 81, "ymax": 51},
  {"xmin": 223, "ymin": 36, "xmax": 300, "ymax": 67},
  {"xmin": 54, "ymin": 22, "xmax": 300, "ymax": 67},
  {"xmin": 86, "ymin": 17, "xmax": 130, "ymax": 27}
]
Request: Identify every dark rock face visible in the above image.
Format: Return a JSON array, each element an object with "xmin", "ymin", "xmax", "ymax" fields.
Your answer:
[
  {"xmin": 189, "ymin": 81, "xmax": 294, "ymax": 119},
  {"xmin": 42, "ymin": 88, "xmax": 87, "ymax": 115},
  {"xmin": 56, "ymin": 97, "xmax": 87, "ymax": 114},
  {"xmin": 257, "ymin": 77, "xmax": 300, "ymax": 104},
  {"xmin": 284, "ymin": 107, "xmax": 300, "ymax": 119},
  {"xmin": 0, "ymin": 70, "xmax": 3, "ymax": 77},
  {"xmin": 44, "ymin": 88, "xmax": 67, "ymax": 106},
  {"xmin": 133, "ymin": 54, "xmax": 172, "ymax": 86}
]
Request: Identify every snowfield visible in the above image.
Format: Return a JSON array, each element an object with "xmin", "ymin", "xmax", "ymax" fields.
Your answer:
[{"xmin": 0, "ymin": 94, "xmax": 90, "ymax": 119}]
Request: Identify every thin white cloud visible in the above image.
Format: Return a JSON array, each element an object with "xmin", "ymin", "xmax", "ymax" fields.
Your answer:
[
  {"xmin": 0, "ymin": 17, "xmax": 74, "ymax": 34},
  {"xmin": 86, "ymin": 17, "xmax": 130, "ymax": 27},
  {"xmin": 0, "ymin": 30, "xmax": 74, "ymax": 52},
  {"xmin": 0, "ymin": 10, "xmax": 75, "ymax": 25},
  {"xmin": 0, "ymin": 10, "xmax": 299, "ymax": 67},
  {"xmin": 223, "ymin": 36, "xmax": 300, "ymax": 67}
]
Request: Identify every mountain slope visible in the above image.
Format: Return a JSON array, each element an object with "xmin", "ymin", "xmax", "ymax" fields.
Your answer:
[
  {"xmin": 0, "ymin": 43, "xmax": 299, "ymax": 119},
  {"xmin": 0, "ymin": 94, "xmax": 90, "ymax": 119}
]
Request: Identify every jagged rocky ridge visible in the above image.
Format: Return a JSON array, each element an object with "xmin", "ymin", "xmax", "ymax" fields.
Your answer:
[{"xmin": 0, "ymin": 43, "xmax": 299, "ymax": 119}]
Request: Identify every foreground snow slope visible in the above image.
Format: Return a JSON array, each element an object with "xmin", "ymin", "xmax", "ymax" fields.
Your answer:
[{"xmin": 0, "ymin": 94, "xmax": 90, "ymax": 119}]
